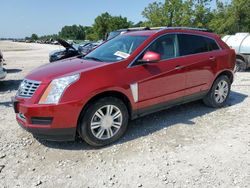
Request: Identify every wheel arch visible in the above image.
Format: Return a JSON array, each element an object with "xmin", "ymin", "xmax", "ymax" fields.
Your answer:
[
  {"xmin": 77, "ymin": 90, "xmax": 133, "ymax": 130},
  {"xmin": 236, "ymin": 54, "xmax": 246, "ymax": 61},
  {"xmin": 214, "ymin": 70, "xmax": 234, "ymax": 85}
]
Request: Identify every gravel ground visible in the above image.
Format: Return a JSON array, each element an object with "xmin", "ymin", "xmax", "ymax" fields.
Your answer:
[{"xmin": 0, "ymin": 41, "xmax": 250, "ymax": 188}]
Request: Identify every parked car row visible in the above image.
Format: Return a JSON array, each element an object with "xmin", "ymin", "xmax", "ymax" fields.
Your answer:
[
  {"xmin": 13, "ymin": 27, "xmax": 236, "ymax": 147},
  {"xmin": 13, "ymin": 38, "xmax": 60, "ymax": 45}
]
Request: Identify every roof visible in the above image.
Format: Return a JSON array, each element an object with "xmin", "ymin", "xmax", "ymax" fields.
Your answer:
[
  {"xmin": 124, "ymin": 27, "xmax": 218, "ymax": 38},
  {"xmin": 124, "ymin": 30, "xmax": 159, "ymax": 36}
]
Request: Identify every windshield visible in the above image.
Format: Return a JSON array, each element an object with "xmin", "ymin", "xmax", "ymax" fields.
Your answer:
[
  {"xmin": 107, "ymin": 31, "xmax": 122, "ymax": 40},
  {"xmin": 84, "ymin": 35, "xmax": 148, "ymax": 63}
]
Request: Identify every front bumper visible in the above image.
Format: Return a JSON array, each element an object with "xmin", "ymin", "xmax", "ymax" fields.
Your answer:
[
  {"xmin": 12, "ymin": 97, "xmax": 83, "ymax": 141},
  {"xmin": 0, "ymin": 67, "xmax": 7, "ymax": 79},
  {"xmin": 18, "ymin": 121, "xmax": 76, "ymax": 141}
]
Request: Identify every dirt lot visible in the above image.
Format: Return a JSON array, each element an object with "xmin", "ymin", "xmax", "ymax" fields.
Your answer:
[{"xmin": 0, "ymin": 41, "xmax": 250, "ymax": 188}]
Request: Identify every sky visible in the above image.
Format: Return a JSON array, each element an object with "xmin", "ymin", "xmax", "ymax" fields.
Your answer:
[{"xmin": 0, "ymin": 0, "xmax": 229, "ymax": 38}]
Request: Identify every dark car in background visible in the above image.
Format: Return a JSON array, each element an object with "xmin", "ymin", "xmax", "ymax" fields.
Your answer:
[
  {"xmin": 49, "ymin": 39, "xmax": 81, "ymax": 62},
  {"xmin": 49, "ymin": 39, "xmax": 102, "ymax": 62},
  {"xmin": 78, "ymin": 42, "xmax": 101, "ymax": 55}
]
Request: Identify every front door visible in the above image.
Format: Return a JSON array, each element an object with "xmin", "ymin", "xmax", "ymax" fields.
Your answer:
[{"xmin": 130, "ymin": 34, "xmax": 186, "ymax": 109}]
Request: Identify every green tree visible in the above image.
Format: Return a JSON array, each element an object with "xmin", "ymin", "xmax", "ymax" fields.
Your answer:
[
  {"xmin": 92, "ymin": 12, "xmax": 132, "ymax": 40},
  {"xmin": 133, "ymin": 21, "xmax": 144, "ymax": 27},
  {"xmin": 109, "ymin": 16, "xmax": 132, "ymax": 31},
  {"xmin": 230, "ymin": 0, "xmax": 250, "ymax": 32},
  {"xmin": 142, "ymin": 0, "xmax": 213, "ymax": 28},
  {"xmin": 142, "ymin": 0, "xmax": 197, "ymax": 27},
  {"xmin": 192, "ymin": 0, "xmax": 213, "ymax": 27},
  {"xmin": 39, "ymin": 34, "xmax": 58, "ymax": 41},
  {"xmin": 59, "ymin": 25, "xmax": 85, "ymax": 40},
  {"xmin": 83, "ymin": 26, "xmax": 97, "ymax": 41},
  {"xmin": 31, "ymin": 33, "xmax": 38, "ymax": 41},
  {"xmin": 92, "ymin": 12, "xmax": 112, "ymax": 39},
  {"xmin": 142, "ymin": 1, "xmax": 167, "ymax": 26},
  {"xmin": 209, "ymin": 0, "xmax": 250, "ymax": 35}
]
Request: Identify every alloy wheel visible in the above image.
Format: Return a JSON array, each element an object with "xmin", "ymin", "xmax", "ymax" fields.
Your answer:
[
  {"xmin": 214, "ymin": 80, "xmax": 229, "ymax": 103},
  {"xmin": 90, "ymin": 105, "xmax": 123, "ymax": 140}
]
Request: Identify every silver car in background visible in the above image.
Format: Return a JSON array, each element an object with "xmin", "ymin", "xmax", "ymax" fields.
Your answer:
[{"xmin": 0, "ymin": 50, "xmax": 7, "ymax": 79}]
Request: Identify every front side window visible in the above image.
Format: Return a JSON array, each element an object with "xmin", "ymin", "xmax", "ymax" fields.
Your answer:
[
  {"xmin": 135, "ymin": 34, "xmax": 178, "ymax": 65},
  {"xmin": 147, "ymin": 34, "xmax": 178, "ymax": 60},
  {"xmin": 84, "ymin": 35, "xmax": 148, "ymax": 63}
]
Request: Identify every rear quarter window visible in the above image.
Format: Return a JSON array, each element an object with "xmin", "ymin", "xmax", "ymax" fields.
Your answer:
[
  {"xmin": 178, "ymin": 34, "xmax": 220, "ymax": 56},
  {"xmin": 204, "ymin": 37, "xmax": 220, "ymax": 51}
]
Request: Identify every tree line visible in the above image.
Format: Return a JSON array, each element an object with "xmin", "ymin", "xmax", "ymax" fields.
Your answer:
[{"xmin": 28, "ymin": 0, "xmax": 250, "ymax": 41}]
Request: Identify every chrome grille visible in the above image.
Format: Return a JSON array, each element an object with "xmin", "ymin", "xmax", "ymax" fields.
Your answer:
[{"xmin": 17, "ymin": 79, "xmax": 41, "ymax": 98}]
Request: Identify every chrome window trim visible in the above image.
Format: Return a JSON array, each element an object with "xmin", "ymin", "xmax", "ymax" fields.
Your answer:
[{"xmin": 128, "ymin": 32, "xmax": 222, "ymax": 68}]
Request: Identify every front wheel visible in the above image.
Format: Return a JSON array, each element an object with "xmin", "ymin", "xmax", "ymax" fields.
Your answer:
[
  {"xmin": 79, "ymin": 97, "xmax": 129, "ymax": 147},
  {"xmin": 203, "ymin": 75, "xmax": 231, "ymax": 108}
]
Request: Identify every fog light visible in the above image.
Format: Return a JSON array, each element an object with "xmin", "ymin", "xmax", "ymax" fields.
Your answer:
[{"xmin": 18, "ymin": 113, "xmax": 26, "ymax": 121}]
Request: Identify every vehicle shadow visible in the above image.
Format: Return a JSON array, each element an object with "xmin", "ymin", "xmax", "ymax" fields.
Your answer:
[
  {"xmin": 0, "ymin": 80, "xmax": 22, "ymax": 92},
  {"xmin": 6, "ymin": 69, "xmax": 22, "ymax": 74},
  {"xmin": 0, "ymin": 101, "xmax": 12, "ymax": 107},
  {"xmin": 39, "ymin": 91, "xmax": 248, "ymax": 150}
]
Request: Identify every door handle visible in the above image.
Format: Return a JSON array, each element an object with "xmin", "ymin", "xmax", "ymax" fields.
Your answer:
[
  {"xmin": 175, "ymin": 65, "xmax": 184, "ymax": 70},
  {"xmin": 209, "ymin": 56, "xmax": 216, "ymax": 61}
]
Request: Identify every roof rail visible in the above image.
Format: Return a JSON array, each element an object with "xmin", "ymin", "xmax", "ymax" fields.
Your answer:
[
  {"xmin": 117, "ymin": 26, "xmax": 166, "ymax": 32},
  {"xmin": 115, "ymin": 26, "xmax": 212, "ymax": 34},
  {"xmin": 158, "ymin": 27, "xmax": 211, "ymax": 32},
  {"xmin": 116, "ymin": 27, "xmax": 149, "ymax": 32}
]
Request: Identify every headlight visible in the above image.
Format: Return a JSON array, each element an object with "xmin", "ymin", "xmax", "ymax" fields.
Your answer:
[{"xmin": 39, "ymin": 74, "xmax": 80, "ymax": 104}]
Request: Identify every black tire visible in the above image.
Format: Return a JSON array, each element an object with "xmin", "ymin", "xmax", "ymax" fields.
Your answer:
[
  {"xmin": 78, "ymin": 97, "xmax": 129, "ymax": 147},
  {"xmin": 203, "ymin": 75, "xmax": 231, "ymax": 108},
  {"xmin": 235, "ymin": 59, "xmax": 247, "ymax": 72}
]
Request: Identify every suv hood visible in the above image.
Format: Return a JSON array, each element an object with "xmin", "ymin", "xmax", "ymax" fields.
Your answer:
[
  {"xmin": 57, "ymin": 39, "xmax": 76, "ymax": 51},
  {"xmin": 26, "ymin": 58, "xmax": 105, "ymax": 83}
]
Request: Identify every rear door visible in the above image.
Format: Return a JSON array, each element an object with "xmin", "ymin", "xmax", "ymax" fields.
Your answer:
[{"xmin": 177, "ymin": 34, "xmax": 220, "ymax": 96}]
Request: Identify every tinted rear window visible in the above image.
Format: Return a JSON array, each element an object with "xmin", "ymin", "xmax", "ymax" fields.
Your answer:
[
  {"xmin": 178, "ymin": 34, "xmax": 220, "ymax": 56},
  {"xmin": 178, "ymin": 34, "xmax": 208, "ymax": 56}
]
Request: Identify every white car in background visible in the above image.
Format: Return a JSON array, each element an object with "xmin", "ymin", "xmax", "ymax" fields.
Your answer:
[{"xmin": 0, "ymin": 50, "xmax": 7, "ymax": 79}]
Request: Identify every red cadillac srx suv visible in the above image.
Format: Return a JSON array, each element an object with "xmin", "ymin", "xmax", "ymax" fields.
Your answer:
[{"xmin": 12, "ymin": 28, "xmax": 236, "ymax": 146}]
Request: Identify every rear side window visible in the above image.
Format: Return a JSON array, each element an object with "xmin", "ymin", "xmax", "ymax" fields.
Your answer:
[
  {"xmin": 204, "ymin": 37, "xmax": 220, "ymax": 51},
  {"xmin": 178, "ymin": 34, "xmax": 208, "ymax": 56},
  {"xmin": 178, "ymin": 34, "xmax": 220, "ymax": 56}
]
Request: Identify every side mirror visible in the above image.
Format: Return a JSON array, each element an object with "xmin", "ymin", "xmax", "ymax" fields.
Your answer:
[{"xmin": 138, "ymin": 51, "xmax": 161, "ymax": 63}]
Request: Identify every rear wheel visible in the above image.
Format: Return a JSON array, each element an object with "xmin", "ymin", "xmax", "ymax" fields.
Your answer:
[
  {"xmin": 203, "ymin": 75, "xmax": 231, "ymax": 108},
  {"xmin": 79, "ymin": 97, "xmax": 129, "ymax": 147}
]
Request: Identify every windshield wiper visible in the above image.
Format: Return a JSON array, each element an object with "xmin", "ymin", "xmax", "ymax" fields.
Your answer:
[{"xmin": 84, "ymin": 56, "xmax": 103, "ymax": 62}]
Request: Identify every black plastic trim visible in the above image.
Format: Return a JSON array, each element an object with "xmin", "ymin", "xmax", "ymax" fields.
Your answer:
[
  {"xmin": 18, "ymin": 122, "xmax": 76, "ymax": 141},
  {"xmin": 31, "ymin": 117, "xmax": 53, "ymax": 125},
  {"xmin": 131, "ymin": 90, "xmax": 208, "ymax": 119}
]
